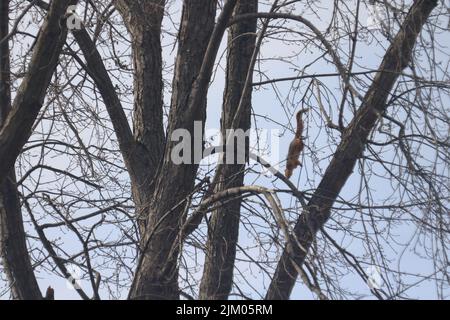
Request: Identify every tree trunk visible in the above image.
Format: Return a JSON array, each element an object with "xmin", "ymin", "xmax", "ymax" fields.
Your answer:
[
  {"xmin": 128, "ymin": 0, "xmax": 219, "ymax": 299},
  {"xmin": 0, "ymin": 0, "xmax": 75, "ymax": 181},
  {"xmin": 114, "ymin": 0, "xmax": 166, "ymax": 234},
  {"xmin": 0, "ymin": 175, "xmax": 42, "ymax": 300},
  {"xmin": 266, "ymin": 0, "xmax": 438, "ymax": 300},
  {"xmin": 199, "ymin": 0, "xmax": 258, "ymax": 300},
  {"xmin": 0, "ymin": 0, "xmax": 42, "ymax": 300}
]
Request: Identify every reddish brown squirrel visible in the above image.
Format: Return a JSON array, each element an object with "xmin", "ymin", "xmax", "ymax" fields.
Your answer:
[{"xmin": 285, "ymin": 109, "xmax": 308, "ymax": 179}]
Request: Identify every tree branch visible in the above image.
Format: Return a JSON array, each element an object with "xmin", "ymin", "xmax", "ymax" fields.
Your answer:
[
  {"xmin": 0, "ymin": 0, "xmax": 77, "ymax": 182},
  {"xmin": 266, "ymin": 0, "xmax": 439, "ymax": 300}
]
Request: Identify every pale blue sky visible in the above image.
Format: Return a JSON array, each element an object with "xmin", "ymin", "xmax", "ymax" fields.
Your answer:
[{"xmin": 1, "ymin": 0, "xmax": 448, "ymax": 300}]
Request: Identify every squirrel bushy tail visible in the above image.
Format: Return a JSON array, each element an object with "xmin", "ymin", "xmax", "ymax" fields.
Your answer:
[{"xmin": 285, "ymin": 109, "xmax": 307, "ymax": 179}]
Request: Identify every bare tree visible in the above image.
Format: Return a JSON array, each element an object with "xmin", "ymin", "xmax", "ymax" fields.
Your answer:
[{"xmin": 0, "ymin": 0, "xmax": 447, "ymax": 300}]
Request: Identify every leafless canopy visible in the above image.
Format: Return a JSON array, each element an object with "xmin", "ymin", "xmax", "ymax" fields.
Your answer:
[{"xmin": 0, "ymin": 0, "xmax": 448, "ymax": 300}]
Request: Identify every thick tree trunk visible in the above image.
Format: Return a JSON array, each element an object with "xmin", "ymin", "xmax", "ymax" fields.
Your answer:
[
  {"xmin": 128, "ymin": 0, "xmax": 219, "ymax": 299},
  {"xmin": 81, "ymin": 0, "xmax": 237, "ymax": 299},
  {"xmin": 114, "ymin": 0, "xmax": 166, "ymax": 172},
  {"xmin": 129, "ymin": 0, "xmax": 240, "ymax": 300},
  {"xmin": 0, "ymin": 176, "xmax": 42, "ymax": 300},
  {"xmin": 199, "ymin": 0, "xmax": 258, "ymax": 300},
  {"xmin": 0, "ymin": 0, "xmax": 42, "ymax": 300},
  {"xmin": 265, "ymin": 0, "xmax": 438, "ymax": 300}
]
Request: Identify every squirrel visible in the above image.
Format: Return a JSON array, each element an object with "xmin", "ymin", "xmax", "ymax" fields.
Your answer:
[{"xmin": 285, "ymin": 109, "xmax": 308, "ymax": 179}]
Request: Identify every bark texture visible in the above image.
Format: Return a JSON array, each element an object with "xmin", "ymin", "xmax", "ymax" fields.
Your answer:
[
  {"xmin": 114, "ymin": 0, "xmax": 166, "ymax": 233},
  {"xmin": 0, "ymin": 7, "xmax": 41, "ymax": 289},
  {"xmin": 0, "ymin": 0, "xmax": 75, "ymax": 300},
  {"xmin": 114, "ymin": 0, "xmax": 165, "ymax": 169},
  {"xmin": 128, "ymin": 0, "xmax": 219, "ymax": 299},
  {"xmin": 0, "ymin": 0, "xmax": 75, "ymax": 181},
  {"xmin": 199, "ymin": 0, "xmax": 258, "ymax": 300},
  {"xmin": 265, "ymin": 0, "xmax": 438, "ymax": 300},
  {"xmin": 128, "ymin": 0, "xmax": 240, "ymax": 300},
  {"xmin": 83, "ymin": 0, "xmax": 238, "ymax": 299}
]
